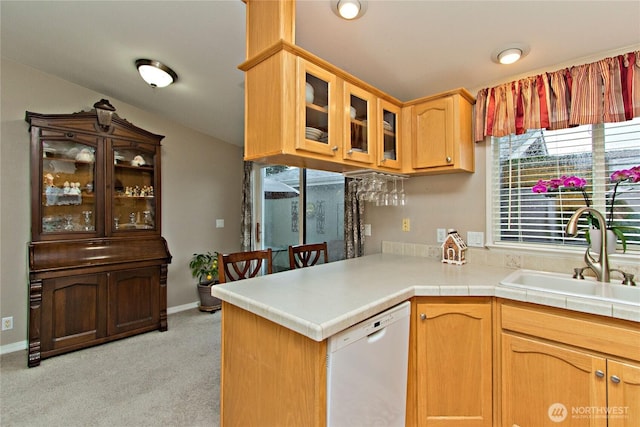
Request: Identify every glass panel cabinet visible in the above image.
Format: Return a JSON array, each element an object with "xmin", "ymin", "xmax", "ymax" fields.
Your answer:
[
  {"xmin": 26, "ymin": 100, "xmax": 171, "ymax": 367},
  {"xmin": 112, "ymin": 145, "xmax": 157, "ymax": 233},
  {"xmin": 343, "ymin": 82, "xmax": 375, "ymax": 165},
  {"xmin": 40, "ymin": 140, "xmax": 99, "ymax": 234},
  {"xmin": 377, "ymin": 99, "xmax": 402, "ymax": 170},
  {"xmin": 297, "ymin": 58, "xmax": 339, "ymax": 157}
]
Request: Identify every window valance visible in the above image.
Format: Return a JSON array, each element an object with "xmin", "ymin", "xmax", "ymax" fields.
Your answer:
[{"xmin": 474, "ymin": 51, "xmax": 640, "ymax": 142}]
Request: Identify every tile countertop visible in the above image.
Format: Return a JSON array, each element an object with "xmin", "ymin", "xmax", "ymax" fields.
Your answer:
[{"xmin": 211, "ymin": 253, "xmax": 639, "ymax": 342}]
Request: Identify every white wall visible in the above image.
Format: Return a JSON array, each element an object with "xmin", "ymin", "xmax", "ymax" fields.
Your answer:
[{"xmin": 0, "ymin": 59, "xmax": 244, "ymax": 349}]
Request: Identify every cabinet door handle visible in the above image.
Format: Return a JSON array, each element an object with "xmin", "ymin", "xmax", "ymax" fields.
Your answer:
[
  {"xmin": 595, "ymin": 370, "xmax": 605, "ymax": 378},
  {"xmin": 610, "ymin": 375, "xmax": 621, "ymax": 384},
  {"xmin": 331, "ymin": 146, "xmax": 338, "ymax": 152},
  {"xmin": 445, "ymin": 156, "xmax": 452, "ymax": 163},
  {"xmin": 347, "ymin": 149, "xmax": 353, "ymax": 155},
  {"xmin": 420, "ymin": 313, "xmax": 427, "ymax": 320}
]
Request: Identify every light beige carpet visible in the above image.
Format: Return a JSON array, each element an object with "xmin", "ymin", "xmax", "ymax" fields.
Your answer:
[{"xmin": 0, "ymin": 308, "xmax": 221, "ymax": 427}]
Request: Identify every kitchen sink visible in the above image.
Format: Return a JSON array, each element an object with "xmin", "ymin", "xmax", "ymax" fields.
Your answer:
[{"xmin": 500, "ymin": 269, "xmax": 640, "ymax": 306}]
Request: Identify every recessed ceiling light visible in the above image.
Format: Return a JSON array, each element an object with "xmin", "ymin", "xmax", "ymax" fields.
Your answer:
[
  {"xmin": 135, "ymin": 59, "xmax": 178, "ymax": 88},
  {"xmin": 498, "ymin": 48, "xmax": 522, "ymax": 65},
  {"xmin": 331, "ymin": 0, "xmax": 367, "ymax": 20},
  {"xmin": 491, "ymin": 44, "xmax": 530, "ymax": 65}
]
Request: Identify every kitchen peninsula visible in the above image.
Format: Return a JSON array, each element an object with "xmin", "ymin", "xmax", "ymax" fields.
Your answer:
[{"xmin": 212, "ymin": 252, "xmax": 640, "ymax": 426}]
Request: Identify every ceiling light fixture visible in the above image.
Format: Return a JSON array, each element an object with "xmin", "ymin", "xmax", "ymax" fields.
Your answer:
[
  {"xmin": 497, "ymin": 48, "xmax": 523, "ymax": 65},
  {"xmin": 332, "ymin": 0, "xmax": 367, "ymax": 20},
  {"xmin": 491, "ymin": 44, "xmax": 530, "ymax": 65},
  {"xmin": 135, "ymin": 59, "xmax": 178, "ymax": 88}
]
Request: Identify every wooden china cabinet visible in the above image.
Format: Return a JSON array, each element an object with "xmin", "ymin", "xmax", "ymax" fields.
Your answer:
[{"xmin": 26, "ymin": 100, "xmax": 172, "ymax": 367}]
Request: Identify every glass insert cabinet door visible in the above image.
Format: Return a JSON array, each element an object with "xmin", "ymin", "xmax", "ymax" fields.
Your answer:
[
  {"xmin": 40, "ymin": 139, "xmax": 98, "ymax": 235},
  {"xmin": 112, "ymin": 145, "xmax": 157, "ymax": 233},
  {"xmin": 297, "ymin": 58, "xmax": 339, "ymax": 157},
  {"xmin": 378, "ymin": 99, "xmax": 401, "ymax": 170},
  {"xmin": 343, "ymin": 82, "xmax": 375, "ymax": 164}
]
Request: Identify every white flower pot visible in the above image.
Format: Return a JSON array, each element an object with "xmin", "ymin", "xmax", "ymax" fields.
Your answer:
[{"xmin": 588, "ymin": 227, "xmax": 617, "ymax": 255}]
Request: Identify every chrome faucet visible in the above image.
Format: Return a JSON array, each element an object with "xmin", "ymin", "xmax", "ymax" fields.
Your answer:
[{"xmin": 566, "ymin": 207, "xmax": 610, "ymax": 283}]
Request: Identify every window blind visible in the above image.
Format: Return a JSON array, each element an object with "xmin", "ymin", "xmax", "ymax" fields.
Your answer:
[{"xmin": 491, "ymin": 117, "xmax": 640, "ymax": 251}]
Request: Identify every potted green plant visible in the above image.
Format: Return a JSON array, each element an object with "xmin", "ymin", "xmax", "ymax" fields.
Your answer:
[{"xmin": 189, "ymin": 251, "xmax": 221, "ymax": 312}]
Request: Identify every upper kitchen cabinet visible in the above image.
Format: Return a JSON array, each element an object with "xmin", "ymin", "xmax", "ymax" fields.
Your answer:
[
  {"xmin": 406, "ymin": 88, "xmax": 475, "ymax": 175},
  {"xmin": 240, "ymin": 41, "xmax": 404, "ymax": 173},
  {"xmin": 342, "ymin": 82, "xmax": 376, "ymax": 165},
  {"xmin": 298, "ymin": 58, "xmax": 341, "ymax": 158},
  {"xmin": 377, "ymin": 99, "xmax": 402, "ymax": 170},
  {"xmin": 242, "ymin": 44, "xmax": 345, "ymax": 173}
]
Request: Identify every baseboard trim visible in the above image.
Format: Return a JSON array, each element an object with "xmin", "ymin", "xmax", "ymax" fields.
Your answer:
[
  {"xmin": 0, "ymin": 301, "xmax": 201, "ymax": 355},
  {"xmin": 167, "ymin": 301, "xmax": 200, "ymax": 314},
  {"xmin": 0, "ymin": 340, "xmax": 28, "ymax": 355}
]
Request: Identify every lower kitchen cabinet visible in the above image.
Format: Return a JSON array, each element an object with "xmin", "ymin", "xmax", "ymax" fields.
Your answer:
[
  {"xmin": 502, "ymin": 333, "xmax": 608, "ymax": 427},
  {"xmin": 412, "ymin": 297, "xmax": 493, "ymax": 427},
  {"xmin": 500, "ymin": 301, "xmax": 640, "ymax": 427}
]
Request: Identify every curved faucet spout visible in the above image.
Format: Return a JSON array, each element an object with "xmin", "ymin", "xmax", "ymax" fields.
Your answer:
[{"xmin": 566, "ymin": 207, "xmax": 610, "ymax": 283}]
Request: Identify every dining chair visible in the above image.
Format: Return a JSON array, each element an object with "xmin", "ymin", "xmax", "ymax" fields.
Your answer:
[
  {"xmin": 218, "ymin": 248, "xmax": 273, "ymax": 283},
  {"xmin": 288, "ymin": 242, "xmax": 328, "ymax": 269}
]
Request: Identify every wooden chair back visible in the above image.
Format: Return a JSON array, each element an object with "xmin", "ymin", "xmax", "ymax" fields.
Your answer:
[
  {"xmin": 288, "ymin": 242, "xmax": 328, "ymax": 269},
  {"xmin": 218, "ymin": 249, "xmax": 273, "ymax": 283}
]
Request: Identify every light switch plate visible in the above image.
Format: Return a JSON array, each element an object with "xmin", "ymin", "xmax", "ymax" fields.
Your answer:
[
  {"xmin": 364, "ymin": 224, "xmax": 372, "ymax": 236},
  {"xmin": 437, "ymin": 228, "xmax": 447, "ymax": 243},
  {"xmin": 216, "ymin": 219, "xmax": 224, "ymax": 228}
]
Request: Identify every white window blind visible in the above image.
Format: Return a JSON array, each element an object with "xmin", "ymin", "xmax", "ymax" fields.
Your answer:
[{"xmin": 490, "ymin": 117, "xmax": 640, "ymax": 252}]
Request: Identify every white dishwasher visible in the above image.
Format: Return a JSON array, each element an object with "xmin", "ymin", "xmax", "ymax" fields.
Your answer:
[{"xmin": 326, "ymin": 301, "xmax": 411, "ymax": 427}]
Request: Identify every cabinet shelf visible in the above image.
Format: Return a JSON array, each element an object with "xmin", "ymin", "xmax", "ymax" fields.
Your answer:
[
  {"xmin": 114, "ymin": 164, "xmax": 154, "ymax": 171},
  {"xmin": 114, "ymin": 195, "xmax": 155, "ymax": 199}
]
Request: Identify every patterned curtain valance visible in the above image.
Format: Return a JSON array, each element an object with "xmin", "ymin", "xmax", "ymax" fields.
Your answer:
[{"xmin": 474, "ymin": 51, "xmax": 640, "ymax": 141}]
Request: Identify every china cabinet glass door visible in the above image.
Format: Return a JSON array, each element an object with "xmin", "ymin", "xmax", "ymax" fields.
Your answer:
[
  {"xmin": 343, "ymin": 82, "xmax": 375, "ymax": 164},
  {"xmin": 40, "ymin": 139, "xmax": 98, "ymax": 236},
  {"xmin": 111, "ymin": 144, "xmax": 157, "ymax": 233},
  {"xmin": 297, "ymin": 58, "xmax": 339, "ymax": 157}
]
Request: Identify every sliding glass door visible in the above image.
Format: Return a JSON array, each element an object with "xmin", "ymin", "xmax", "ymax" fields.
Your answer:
[{"xmin": 256, "ymin": 165, "xmax": 345, "ymax": 271}]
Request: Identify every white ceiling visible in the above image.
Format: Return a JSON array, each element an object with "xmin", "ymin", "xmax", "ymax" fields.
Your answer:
[{"xmin": 2, "ymin": 1, "xmax": 639, "ymax": 147}]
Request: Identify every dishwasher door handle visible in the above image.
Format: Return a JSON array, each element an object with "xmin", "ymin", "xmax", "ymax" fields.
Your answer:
[{"xmin": 367, "ymin": 327, "xmax": 387, "ymax": 343}]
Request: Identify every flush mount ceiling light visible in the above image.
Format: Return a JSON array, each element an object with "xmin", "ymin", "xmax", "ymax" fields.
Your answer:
[
  {"xmin": 491, "ymin": 44, "xmax": 530, "ymax": 65},
  {"xmin": 135, "ymin": 59, "xmax": 178, "ymax": 88},
  {"xmin": 332, "ymin": 0, "xmax": 367, "ymax": 20},
  {"xmin": 498, "ymin": 48, "xmax": 522, "ymax": 64}
]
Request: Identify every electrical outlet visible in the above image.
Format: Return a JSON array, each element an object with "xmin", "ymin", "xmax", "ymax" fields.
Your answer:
[
  {"xmin": 437, "ymin": 228, "xmax": 447, "ymax": 243},
  {"xmin": 2, "ymin": 316, "xmax": 13, "ymax": 331},
  {"xmin": 467, "ymin": 231, "xmax": 485, "ymax": 247},
  {"xmin": 364, "ymin": 224, "xmax": 372, "ymax": 236},
  {"xmin": 402, "ymin": 218, "xmax": 410, "ymax": 232}
]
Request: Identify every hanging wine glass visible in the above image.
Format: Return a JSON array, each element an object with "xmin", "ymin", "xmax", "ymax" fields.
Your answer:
[
  {"xmin": 398, "ymin": 179, "xmax": 406, "ymax": 206},
  {"xmin": 390, "ymin": 177, "xmax": 398, "ymax": 206}
]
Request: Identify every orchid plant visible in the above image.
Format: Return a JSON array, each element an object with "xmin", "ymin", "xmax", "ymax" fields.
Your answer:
[{"xmin": 532, "ymin": 165, "xmax": 640, "ymax": 252}]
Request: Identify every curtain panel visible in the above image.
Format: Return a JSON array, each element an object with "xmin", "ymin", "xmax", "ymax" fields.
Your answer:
[
  {"xmin": 344, "ymin": 178, "xmax": 365, "ymax": 258},
  {"xmin": 474, "ymin": 51, "xmax": 640, "ymax": 141},
  {"xmin": 240, "ymin": 161, "xmax": 253, "ymax": 251}
]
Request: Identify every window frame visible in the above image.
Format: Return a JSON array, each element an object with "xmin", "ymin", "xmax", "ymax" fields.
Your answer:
[{"xmin": 486, "ymin": 119, "xmax": 640, "ymax": 257}]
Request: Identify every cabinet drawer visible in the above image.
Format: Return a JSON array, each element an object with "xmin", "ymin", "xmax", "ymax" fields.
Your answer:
[{"xmin": 501, "ymin": 303, "xmax": 640, "ymax": 362}]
